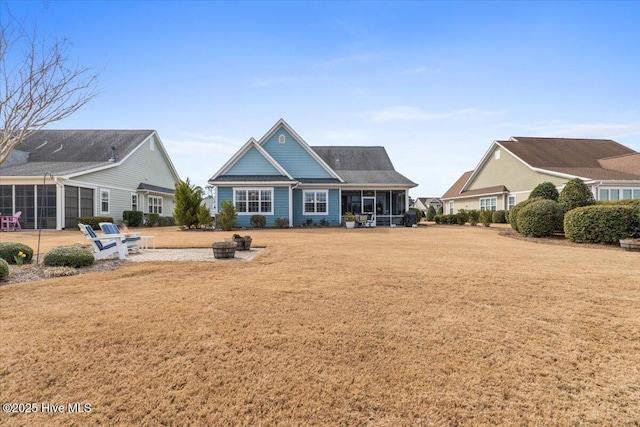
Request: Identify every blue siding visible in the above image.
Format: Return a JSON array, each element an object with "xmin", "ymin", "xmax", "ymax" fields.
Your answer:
[
  {"xmin": 263, "ymin": 128, "xmax": 333, "ymax": 179},
  {"xmin": 216, "ymin": 186, "xmax": 289, "ymax": 228},
  {"xmin": 292, "ymin": 189, "xmax": 341, "ymax": 226},
  {"xmin": 227, "ymin": 146, "xmax": 282, "ymax": 175}
]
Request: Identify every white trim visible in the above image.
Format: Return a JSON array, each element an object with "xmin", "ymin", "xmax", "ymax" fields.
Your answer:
[
  {"xmin": 233, "ymin": 187, "xmax": 274, "ymax": 215},
  {"xmin": 302, "ymin": 189, "xmax": 329, "ymax": 215}
]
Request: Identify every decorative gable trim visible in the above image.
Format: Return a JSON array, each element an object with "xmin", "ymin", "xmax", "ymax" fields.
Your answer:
[
  {"xmin": 258, "ymin": 119, "xmax": 344, "ymax": 182},
  {"xmin": 211, "ymin": 138, "xmax": 293, "ymax": 180}
]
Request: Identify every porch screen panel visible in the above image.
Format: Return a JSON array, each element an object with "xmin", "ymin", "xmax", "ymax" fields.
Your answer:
[
  {"xmin": 65, "ymin": 186, "xmax": 79, "ymax": 229},
  {"xmin": 376, "ymin": 192, "xmax": 390, "ymax": 215},
  {"xmin": 14, "ymin": 185, "xmax": 35, "ymax": 229},
  {"xmin": 80, "ymin": 188, "xmax": 94, "ymax": 217},
  {"xmin": 37, "ymin": 185, "xmax": 57, "ymax": 229},
  {"xmin": 392, "ymin": 190, "xmax": 406, "ymax": 215},
  {"xmin": 0, "ymin": 185, "xmax": 12, "ymax": 216},
  {"xmin": 341, "ymin": 191, "xmax": 361, "ymax": 214}
]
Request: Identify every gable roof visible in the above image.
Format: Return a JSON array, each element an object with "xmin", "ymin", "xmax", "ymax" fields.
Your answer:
[
  {"xmin": 210, "ymin": 138, "xmax": 293, "ymax": 181},
  {"xmin": 312, "ymin": 146, "xmax": 417, "ymax": 186},
  {"xmin": 0, "ymin": 130, "xmax": 180, "ymax": 180},
  {"xmin": 497, "ymin": 137, "xmax": 640, "ymax": 180}
]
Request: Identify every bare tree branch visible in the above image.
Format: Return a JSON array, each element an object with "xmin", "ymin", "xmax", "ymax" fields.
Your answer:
[{"xmin": 0, "ymin": 5, "xmax": 100, "ymax": 164}]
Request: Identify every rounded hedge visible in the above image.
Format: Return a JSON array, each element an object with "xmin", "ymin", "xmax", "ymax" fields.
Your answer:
[
  {"xmin": 492, "ymin": 210, "xmax": 507, "ymax": 224},
  {"xmin": 564, "ymin": 205, "xmax": 634, "ymax": 244},
  {"xmin": 0, "ymin": 259, "xmax": 9, "ymax": 281},
  {"xmin": 43, "ymin": 246, "xmax": 95, "ymax": 268},
  {"xmin": 0, "ymin": 242, "xmax": 34, "ymax": 264},
  {"xmin": 509, "ymin": 197, "xmax": 542, "ymax": 232},
  {"xmin": 559, "ymin": 178, "xmax": 595, "ymax": 213},
  {"xmin": 529, "ymin": 182, "xmax": 560, "ymax": 202},
  {"xmin": 516, "ymin": 199, "xmax": 564, "ymax": 237}
]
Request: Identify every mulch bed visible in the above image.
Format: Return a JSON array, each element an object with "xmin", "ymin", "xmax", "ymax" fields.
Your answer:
[{"xmin": 3, "ymin": 259, "xmax": 127, "ymax": 285}]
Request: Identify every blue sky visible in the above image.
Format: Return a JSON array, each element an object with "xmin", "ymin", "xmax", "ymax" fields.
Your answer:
[{"xmin": 6, "ymin": 1, "xmax": 640, "ymax": 196}]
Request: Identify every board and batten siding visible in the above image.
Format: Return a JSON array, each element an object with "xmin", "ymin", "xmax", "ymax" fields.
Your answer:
[
  {"xmin": 217, "ymin": 186, "xmax": 290, "ymax": 227},
  {"xmin": 292, "ymin": 189, "xmax": 341, "ymax": 226},
  {"xmin": 262, "ymin": 128, "xmax": 333, "ymax": 179},
  {"xmin": 73, "ymin": 135, "xmax": 178, "ymax": 221},
  {"xmin": 227, "ymin": 146, "xmax": 282, "ymax": 175},
  {"xmin": 469, "ymin": 146, "xmax": 567, "ymax": 193}
]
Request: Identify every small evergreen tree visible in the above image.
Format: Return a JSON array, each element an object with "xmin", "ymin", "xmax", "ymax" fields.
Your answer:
[
  {"xmin": 426, "ymin": 206, "xmax": 436, "ymax": 221},
  {"xmin": 197, "ymin": 205, "xmax": 213, "ymax": 228},
  {"xmin": 218, "ymin": 201, "xmax": 237, "ymax": 231},
  {"xmin": 529, "ymin": 182, "xmax": 559, "ymax": 201},
  {"xmin": 173, "ymin": 179, "xmax": 203, "ymax": 229},
  {"xmin": 559, "ymin": 178, "xmax": 595, "ymax": 213}
]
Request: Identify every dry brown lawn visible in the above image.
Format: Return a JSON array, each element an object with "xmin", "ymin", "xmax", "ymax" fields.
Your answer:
[{"xmin": 1, "ymin": 225, "xmax": 639, "ymax": 426}]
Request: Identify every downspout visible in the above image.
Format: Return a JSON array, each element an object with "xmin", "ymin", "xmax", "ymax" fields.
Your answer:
[{"xmin": 289, "ymin": 181, "xmax": 300, "ymax": 227}]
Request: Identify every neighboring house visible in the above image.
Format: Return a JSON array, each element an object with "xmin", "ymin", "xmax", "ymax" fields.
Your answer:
[
  {"xmin": 209, "ymin": 119, "xmax": 417, "ymax": 227},
  {"xmin": 202, "ymin": 196, "xmax": 216, "ymax": 216},
  {"xmin": 441, "ymin": 136, "xmax": 640, "ymax": 214},
  {"xmin": 0, "ymin": 130, "xmax": 180, "ymax": 230},
  {"xmin": 413, "ymin": 197, "xmax": 442, "ymax": 213}
]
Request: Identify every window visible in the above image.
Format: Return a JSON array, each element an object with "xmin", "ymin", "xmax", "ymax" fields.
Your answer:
[
  {"xmin": 148, "ymin": 196, "xmax": 163, "ymax": 214},
  {"xmin": 279, "ymin": 134, "xmax": 285, "ymax": 144},
  {"xmin": 304, "ymin": 190, "xmax": 328, "ymax": 215},
  {"xmin": 600, "ymin": 188, "xmax": 640, "ymax": 201},
  {"xmin": 234, "ymin": 188, "xmax": 273, "ymax": 214},
  {"xmin": 448, "ymin": 201, "xmax": 454, "ymax": 214},
  {"xmin": 480, "ymin": 197, "xmax": 497, "ymax": 211},
  {"xmin": 131, "ymin": 194, "xmax": 138, "ymax": 211},
  {"xmin": 100, "ymin": 189, "xmax": 110, "ymax": 213},
  {"xmin": 507, "ymin": 195, "xmax": 516, "ymax": 210}
]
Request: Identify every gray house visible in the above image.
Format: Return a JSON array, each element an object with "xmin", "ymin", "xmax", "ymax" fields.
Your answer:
[{"xmin": 0, "ymin": 130, "xmax": 180, "ymax": 230}]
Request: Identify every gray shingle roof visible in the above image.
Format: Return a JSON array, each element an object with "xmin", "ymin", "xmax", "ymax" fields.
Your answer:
[
  {"xmin": 137, "ymin": 183, "xmax": 175, "ymax": 194},
  {"xmin": 0, "ymin": 130, "xmax": 154, "ymax": 176},
  {"xmin": 311, "ymin": 146, "xmax": 416, "ymax": 186}
]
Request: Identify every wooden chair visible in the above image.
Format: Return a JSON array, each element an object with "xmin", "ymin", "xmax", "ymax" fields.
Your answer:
[
  {"xmin": 99, "ymin": 222, "xmax": 141, "ymax": 253},
  {"xmin": 5, "ymin": 211, "xmax": 22, "ymax": 231},
  {"xmin": 78, "ymin": 223, "xmax": 128, "ymax": 260}
]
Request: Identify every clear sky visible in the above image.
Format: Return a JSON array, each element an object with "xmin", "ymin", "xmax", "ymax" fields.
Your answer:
[{"xmin": 5, "ymin": 1, "xmax": 640, "ymax": 197}]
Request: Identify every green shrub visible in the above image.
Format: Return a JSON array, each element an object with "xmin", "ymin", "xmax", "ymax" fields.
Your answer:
[
  {"xmin": 434, "ymin": 214, "xmax": 442, "ymax": 224},
  {"xmin": 509, "ymin": 197, "xmax": 542, "ymax": 232},
  {"xmin": 0, "ymin": 259, "xmax": 9, "ymax": 281},
  {"xmin": 456, "ymin": 209, "xmax": 469, "ymax": 225},
  {"xmin": 426, "ymin": 206, "xmax": 436, "ymax": 221},
  {"xmin": 480, "ymin": 210, "xmax": 493, "ymax": 227},
  {"xmin": 274, "ymin": 217, "xmax": 289, "ymax": 228},
  {"xmin": 250, "ymin": 215, "xmax": 266, "ymax": 228},
  {"xmin": 559, "ymin": 178, "xmax": 595, "ymax": 213},
  {"xmin": 529, "ymin": 182, "xmax": 559, "ymax": 202},
  {"xmin": 144, "ymin": 213, "xmax": 160, "ymax": 227},
  {"xmin": 564, "ymin": 205, "xmax": 634, "ymax": 243},
  {"xmin": 159, "ymin": 216, "xmax": 177, "ymax": 227},
  {"xmin": 122, "ymin": 211, "xmax": 144, "ymax": 227},
  {"xmin": 0, "ymin": 242, "xmax": 34, "ymax": 264},
  {"xmin": 517, "ymin": 199, "xmax": 564, "ymax": 238},
  {"xmin": 492, "ymin": 210, "xmax": 507, "ymax": 224},
  {"xmin": 76, "ymin": 216, "xmax": 114, "ymax": 229},
  {"xmin": 439, "ymin": 214, "xmax": 458, "ymax": 224},
  {"xmin": 43, "ymin": 246, "xmax": 95, "ymax": 267},
  {"xmin": 217, "ymin": 200, "xmax": 237, "ymax": 231},
  {"xmin": 468, "ymin": 209, "xmax": 480, "ymax": 226}
]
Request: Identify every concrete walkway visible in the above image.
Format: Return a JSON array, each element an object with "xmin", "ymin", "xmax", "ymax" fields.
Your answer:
[{"xmin": 127, "ymin": 248, "xmax": 263, "ymax": 262}]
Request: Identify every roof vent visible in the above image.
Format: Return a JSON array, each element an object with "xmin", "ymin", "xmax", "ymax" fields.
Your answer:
[{"xmin": 109, "ymin": 146, "xmax": 117, "ymax": 162}]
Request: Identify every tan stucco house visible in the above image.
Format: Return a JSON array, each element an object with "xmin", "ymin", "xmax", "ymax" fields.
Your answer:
[{"xmin": 441, "ymin": 137, "xmax": 640, "ymax": 214}]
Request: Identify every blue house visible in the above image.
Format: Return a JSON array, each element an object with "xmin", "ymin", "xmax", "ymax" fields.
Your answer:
[{"xmin": 209, "ymin": 119, "xmax": 417, "ymax": 227}]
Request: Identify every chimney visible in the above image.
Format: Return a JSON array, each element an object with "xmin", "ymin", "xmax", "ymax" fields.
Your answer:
[{"xmin": 109, "ymin": 146, "xmax": 116, "ymax": 162}]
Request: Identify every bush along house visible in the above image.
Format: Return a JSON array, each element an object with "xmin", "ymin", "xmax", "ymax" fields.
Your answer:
[{"xmin": 209, "ymin": 119, "xmax": 417, "ymax": 227}]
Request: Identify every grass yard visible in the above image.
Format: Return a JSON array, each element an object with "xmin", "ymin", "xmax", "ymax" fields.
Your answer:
[{"xmin": 1, "ymin": 225, "xmax": 639, "ymax": 426}]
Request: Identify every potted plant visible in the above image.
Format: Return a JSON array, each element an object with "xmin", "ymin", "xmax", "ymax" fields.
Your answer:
[{"xmin": 344, "ymin": 212, "xmax": 356, "ymax": 229}]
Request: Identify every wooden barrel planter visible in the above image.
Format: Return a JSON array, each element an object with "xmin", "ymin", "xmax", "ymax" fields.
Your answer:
[
  {"xmin": 212, "ymin": 241, "xmax": 236, "ymax": 259},
  {"xmin": 620, "ymin": 238, "xmax": 640, "ymax": 252},
  {"xmin": 233, "ymin": 234, "xmax": 252, "ymax": 251}
]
